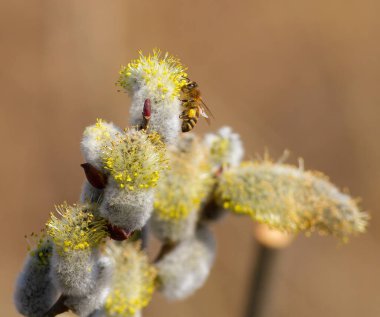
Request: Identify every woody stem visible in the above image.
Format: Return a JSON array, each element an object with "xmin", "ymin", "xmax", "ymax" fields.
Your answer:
[{"xmin": 244, "ymin": 242, "xmax": 278, "ymax": 317}]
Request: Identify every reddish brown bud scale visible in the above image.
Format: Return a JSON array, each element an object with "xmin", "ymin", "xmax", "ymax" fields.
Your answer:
[
  {"xmin": 107, "ymin": 223, "xmax": 132, "ymax": 241},
  {"xmin": 143, "ymin": 98, "xmax": 152, "ymax": 119},
  {"xmin": 80, "ymin": 163, "xmax": 108, "ymax": 189},
  {"xmin": 139, "ymin": 98, "xmax": 152, "ymax": 130}
]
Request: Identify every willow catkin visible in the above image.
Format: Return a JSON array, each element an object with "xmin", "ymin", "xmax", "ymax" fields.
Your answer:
[
  {"xmin": 155, "ymin": 225, "xmax": 216, "ymax": 300},
  {"xmin": 99, "ymin": 129, "xmax": 167, "ymax": 232},
  {"xmin": 215, "ymin": 161, "xmax": 368, "ymax": 240},
  {"xmin": 14, "ymin": 240, "xmax": 59, "ymax": 317},
  {"xmin": 104, "ymin": 242, "xmax": 156, "ymax": 317},
  {"xmin": 117, "ymin": 49, "xmax": 188, "ymax": 144},
  {"xmin": 151, "ymin": 134, "xmax": 213, "ymax": 242}
]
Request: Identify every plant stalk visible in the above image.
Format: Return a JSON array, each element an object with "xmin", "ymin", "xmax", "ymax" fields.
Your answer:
[{"xmin": 245, "ymin": 242, "xmax": 278, "ymax": 317}]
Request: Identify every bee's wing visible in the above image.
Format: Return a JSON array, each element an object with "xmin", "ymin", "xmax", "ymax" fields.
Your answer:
[
  {"xmin": 199, "ymin": 107, "xmax": 209, "ymax": 119},
  {"xmin": 199, "ymin": 108, "xmax": 211, "ymax": 125},
  {"xmin": 200, "ymin": 99, "xmax": 214, "ymax": 119}
]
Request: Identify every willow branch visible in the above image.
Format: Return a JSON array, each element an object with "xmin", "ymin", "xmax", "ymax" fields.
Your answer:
[{"xmin": 154, "ymin": 242, "xmax": 178, "ymax": 263}]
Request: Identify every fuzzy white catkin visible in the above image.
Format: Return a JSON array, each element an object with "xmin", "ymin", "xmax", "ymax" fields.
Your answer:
[
  {"xmin": 100, "ymin": 180, "xmax": 154, "ymax": 233},
  {"xmin": 155, "ymin": 226, "xmax": 216, "ymax": 300},
  {"xmin": 50, "ymin": 248, "xmax": 99, "ymax": 297},
  {"xmin": 150, "ymin": 133, "xmax": 212, "ymax": 242},
  {"xmin": 88, "ymin": 309, "xmax": 105, "ymax": 317},
  {"xmin": 14, "ymin": 241, "xmax": 59, "ymax": 317},
  {"xmin": 64, "ymin": 256, "xmax": 113, "ymax": 317},
  {"xmin": 81, "ymin": 121, "xmax": 121, "ymax": 171},
  {"xmin": 130, "ymin": 89, "xmax": 182, "ymax": 145},
  {"xmin": 119, "ymin": 50, "xmax": 186, "ymax": 144},
  {"xmin": 150, "ymin": 209, "xmax": 198, "ymax": 243},
  {"xmin": 204, "ymin": 126, "xmax": 244, "ymax": 169}
]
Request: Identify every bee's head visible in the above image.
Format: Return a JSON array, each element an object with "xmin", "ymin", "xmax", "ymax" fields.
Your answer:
[{"xmin": 186, "ymin": 81, "xmax": 198, "ymax": 89}]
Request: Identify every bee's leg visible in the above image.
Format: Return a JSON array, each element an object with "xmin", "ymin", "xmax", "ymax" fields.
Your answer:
[{"xmin": 179, "ymin": 110, "xmax": 188, "ymax": 119}]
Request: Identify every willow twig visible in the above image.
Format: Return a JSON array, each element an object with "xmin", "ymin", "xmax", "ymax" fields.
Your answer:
[
  {"xmin": 154, "ymin": 242, "xmax": 178, "ymax": 262},
  {"xmin": 245, "ymin": 242, "xmax": 277, "ymax": 317},
  {"xmin": 245, "ymin": 225, "xmax": 293, "ymax": 317}
]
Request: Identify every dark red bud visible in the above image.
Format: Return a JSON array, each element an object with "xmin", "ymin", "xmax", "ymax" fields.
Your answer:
[
  {"xmin": 143, "ymin": 99, "xmax": 152, "ymax": 119},
  {"xmin": 107, "ymin": 223, "xmax": 132, "ymax": 241},
  {"xmin": 81, "ymin": 163, "xmax": 108, "ymax": 189}
]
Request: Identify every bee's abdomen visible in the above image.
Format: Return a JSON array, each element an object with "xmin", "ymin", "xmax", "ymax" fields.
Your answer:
[{"xmin": 182, "ymin": 118, "xmax": 197, "ymax": 132}]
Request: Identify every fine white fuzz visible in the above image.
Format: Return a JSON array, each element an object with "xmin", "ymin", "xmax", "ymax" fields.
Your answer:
[
  {"xmin": 64, "ymin": 256, "xmax": 113, "ymax": 317},
  {"xmin": 50, "ymin": 249, "xmax": 99, "ymax": 297},
  {"xmin": 204, "ymin": 126, "xmax": 244, "ymax": 169},
  {"xmin": 80, "ymin": 180, "xmax": 104, "ymax": 204},
  {"xmin": 14, "ymin": 240, "xmax": 59, "ymax": 317},
  {"xmin": 117, "ymin": 49, "xmax": 188, "ymax": 144},
  {"xmin": 100, "ymin": 180, "xmax": 155, "ymax": 233},
  {"xmin": 81, "ymin": 119, "xmax": 121, "ymax": 171},
  {"xmin": 155, "ymin": 226, "xmax": 216, "ymax": 300}
]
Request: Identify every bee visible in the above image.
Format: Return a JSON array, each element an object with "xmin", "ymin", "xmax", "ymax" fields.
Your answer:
[{"xmin": 179, "ymin": 79, "xmax": 213, "ymax": 132}]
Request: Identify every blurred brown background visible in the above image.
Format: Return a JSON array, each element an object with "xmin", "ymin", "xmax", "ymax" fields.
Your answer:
[{"xmin": 1, "ymin": 1, "xmax": 379, "ymax": 316}]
